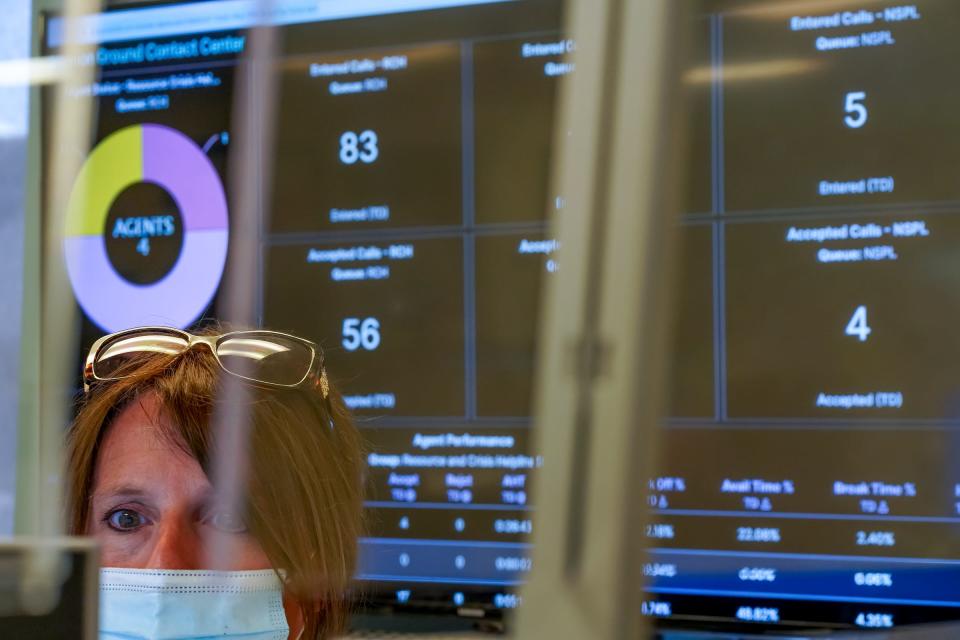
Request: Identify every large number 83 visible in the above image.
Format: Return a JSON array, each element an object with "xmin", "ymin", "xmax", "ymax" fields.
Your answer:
[{"xmin": 340, "ymin": 130, "xmax": 379, "ymax": 164}]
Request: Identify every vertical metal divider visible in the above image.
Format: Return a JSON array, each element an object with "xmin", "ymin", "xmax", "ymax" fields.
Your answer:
[
  {"xmin": 18, "ymin": 0, "xmax": 47, "ymax": 542},
  {"xmin": 560, "ymin": 0, "xmax": 624, "ymax": 579},
  {"xmin": 515, "ymin": 0, "xmax": 688, "ymax": 637},
  {"xmin": 710, "ymin": 13, "xmax": 722, "ymax": 422},
  {"xmin": 461, "ymin": 40, "xmax": 478, "ymax": 421},
  {"xmin": 20, "ymin": 0, "xmax": 101, "ymax": 621},
  {"xmin": 256, "ymin": 47, "xmax": 268, "ymax": 328},
  {"xmin": 715, "ymin": 13, "xmax": 728, "ymax": 422},
  {"xmin": 34, "ymin": 0, "xmax": 101, "ymax": 541},
  {"xmin": 205, "ymin": 0, "xmax": 280, "ymax": 571}
]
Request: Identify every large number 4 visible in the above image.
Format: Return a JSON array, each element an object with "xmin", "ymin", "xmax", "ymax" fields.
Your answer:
[
  {"xmin": 845, "ymin": 305, "xmax": 871, "ymax": 342},
  {"xmin": 844, "ymin": 91, "xmax": 868, "ymax": 129}
]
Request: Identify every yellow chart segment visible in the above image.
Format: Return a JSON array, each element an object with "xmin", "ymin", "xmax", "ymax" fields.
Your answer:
[{"xmin": 65, "ymin": 125, "xmax": 144, "ymax": 238}]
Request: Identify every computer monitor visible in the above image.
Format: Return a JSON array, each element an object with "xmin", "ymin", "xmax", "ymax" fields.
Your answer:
[
  {"xmin": 41, "ymin": 0, "xmax": 960, "ymax": 632},
  {"xmin": 40, "ymin": 0, "xmax": 565, "ymax": 618},
  {"xmin": 0, "ymin": 538, "xmax": 98, "ymax": 639},
  {"xmin": 646, "ymin": 0, "xmax": 960, "ymax": 632}
]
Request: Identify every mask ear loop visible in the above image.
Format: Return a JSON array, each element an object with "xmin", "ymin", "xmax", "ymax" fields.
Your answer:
[{"xmin": 275, "ymin": 568, "xmax": 307, "ymax": 640}]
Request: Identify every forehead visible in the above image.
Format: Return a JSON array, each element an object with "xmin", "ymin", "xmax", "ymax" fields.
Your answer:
[{"xmin": 92, "ymin": 392, "xmax": 210, "ymax": 498}]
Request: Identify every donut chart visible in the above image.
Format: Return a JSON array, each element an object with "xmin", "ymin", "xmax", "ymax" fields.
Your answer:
[{"xmin": 64, "ymin": 124, "xmax": 229, "ymax": 332}]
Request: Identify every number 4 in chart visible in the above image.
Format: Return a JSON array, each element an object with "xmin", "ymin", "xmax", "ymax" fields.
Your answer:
[{"xmin": 845, "ymin": 305, "xmax": 871, "ymax": 342}]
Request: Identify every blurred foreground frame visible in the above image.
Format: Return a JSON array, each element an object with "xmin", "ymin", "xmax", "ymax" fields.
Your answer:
[{"xmin": 515, "ymin": 0, "xmax": 690, "ymax": 639}]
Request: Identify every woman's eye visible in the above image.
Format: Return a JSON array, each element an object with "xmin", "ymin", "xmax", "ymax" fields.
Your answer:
[
  {"xmin": 208, "ymin": 510, "xmax": 248, "ymax": 534},
  {"xmin": 107, "ymin": 509, "xmax": 146, "ymax": 532}
]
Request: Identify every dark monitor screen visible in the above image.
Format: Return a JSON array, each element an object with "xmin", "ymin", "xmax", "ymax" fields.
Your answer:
[
  {"xmin": 42, "ymin": 0, "xmax": 960, "ymax": 632},
  {"xmin": 0, "ymin": 540, "xmax": 98, "ymax": 638},
  {"xmin": 648, "ymin": 0, "xmax": 960, "ymax": 632},
  {"xmin": 42, "ymin": 0, "xmax": 564, "ymax": 617}
]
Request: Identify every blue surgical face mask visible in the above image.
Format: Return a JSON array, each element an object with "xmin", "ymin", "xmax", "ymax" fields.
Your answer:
[{"xmin": 99, "ymin": 568, "xmax": 291, "ymax": 640}]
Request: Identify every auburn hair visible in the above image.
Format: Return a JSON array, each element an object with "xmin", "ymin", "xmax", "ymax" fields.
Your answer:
[{"xmin": 66, "ymin": 334, "xmax": 364, "ymax": 639}]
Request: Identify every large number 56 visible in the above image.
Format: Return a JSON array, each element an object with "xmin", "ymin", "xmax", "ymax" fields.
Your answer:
[{"xmin": 342, "ymin": 317, "xmax": 382, "ymax": 351}]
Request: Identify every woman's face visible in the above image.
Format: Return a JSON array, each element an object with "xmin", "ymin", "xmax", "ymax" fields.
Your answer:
[
  {"xmin": 88, "ymin": 392, "xmax": 304, "ymax": 636},
  {"xmin": 87, "ymin": 392, "xmax": 268, "ymax": 569}
]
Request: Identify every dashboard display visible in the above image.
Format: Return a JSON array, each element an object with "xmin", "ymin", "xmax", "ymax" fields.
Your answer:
[
  {"xmin": 265, "ymin": 237, "xmax": 466, "ymax": 416},
  {"xmin": 270, "ymin": 43, "xmax": 463, "ymax": 232},
  {"xmin": 725, "ymin": 212, "xmax": 960, "ymax": 419},
  {"xmin": 44, "ymin": 0, "xmax": 960, "ymax": 631},
  {"xmin": 473, "ymin": 35, "xmax": 567, "ymax": 224},
  {"xmin": 647, "ymin": 0, "xmax": 960, "ymax": 631},
  {"xmin": 723, "ymin": 2, "xmax": 960, "ymax": 212},
  {"xmin": 43, "ymin": 0, "xmax": 565, "ymax": 616},
  {"xmin": 475, "ymin": 232, "xmax": 554, "ymax": 417}
]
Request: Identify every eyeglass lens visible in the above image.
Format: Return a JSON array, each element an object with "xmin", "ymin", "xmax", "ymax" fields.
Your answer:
[
  {"xmin": 93, "ymin": 332, "xmax": 190, "ymax": 380},
  {"xmin": 216, "ymin": 334, "xmax": 314, "ymax": 386}
]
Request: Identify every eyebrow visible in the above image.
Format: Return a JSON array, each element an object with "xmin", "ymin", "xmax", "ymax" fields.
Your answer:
[
  {"xmin": 91, "ymin": 486, "xmax": 151, "ymax": 502},
  {"xmin": 90, "ymin": 485, "xmax": 218, "ymax": 511}
]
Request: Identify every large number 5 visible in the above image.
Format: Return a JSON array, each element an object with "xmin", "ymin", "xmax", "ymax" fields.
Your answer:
[{"xmin": 844, "ymin": 92, "xmax": 868, "ymax": 129}]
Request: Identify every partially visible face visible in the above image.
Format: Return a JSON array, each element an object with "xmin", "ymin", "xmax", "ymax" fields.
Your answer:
[
  {"xmin": 88, "ymin": 392, "xmax": 304, "ymax": 637},
  {"xmin": 87, "ymin": 392, "xmax": 268, "ymax": 569}
]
